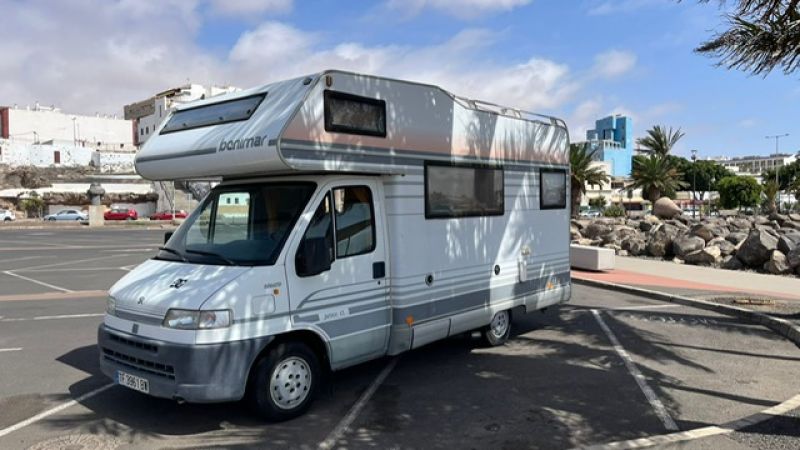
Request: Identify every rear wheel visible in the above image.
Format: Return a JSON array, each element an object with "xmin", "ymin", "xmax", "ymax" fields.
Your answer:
[
  {"xmin": 248, "ymin": 341, "xmax": 320, "ymax": 421},
  {"xmin": 482, "ymin": 310, "xmax": 511, "ymax": 346}
]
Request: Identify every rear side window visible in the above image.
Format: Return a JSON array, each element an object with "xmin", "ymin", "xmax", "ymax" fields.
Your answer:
[
  {"xmin": 425, "ymin": 163, "xmax": 504, "ymax": 218},
  {"xmin": 160, "ymin": 94, "xmax": 265, "ymax": 134},
  {"xmin": 333, "ymin": 186, "xmax": 375, "ymax": 257},
  {"xmin": 324, "ymin": 91, "xmax": 386, "ymax": 137},
  {"xmin": 540, "ymin": 168, "xmax": 567, "ymax": 209}
]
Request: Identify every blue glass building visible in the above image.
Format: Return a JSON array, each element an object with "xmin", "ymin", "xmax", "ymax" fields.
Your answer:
[{"xmin": 583, "ymin": 115, "xmax": 633, "ymax": 178}]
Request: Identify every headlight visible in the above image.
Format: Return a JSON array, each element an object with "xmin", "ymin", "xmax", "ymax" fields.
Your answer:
[
  {"xmin": 107, "ymin": 296, "xmax": 116, "ymax": 316},
  {"xmin": 162, "ymin": 309, "xmax": 231, "ymax": 330}
]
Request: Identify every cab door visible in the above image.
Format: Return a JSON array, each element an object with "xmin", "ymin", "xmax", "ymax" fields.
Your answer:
[{"xmin": 286, "ymin": 180, "xmax": 390, "ymax": 369}]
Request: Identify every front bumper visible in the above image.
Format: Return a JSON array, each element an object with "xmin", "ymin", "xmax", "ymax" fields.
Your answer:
[{"xmin": 98, "ymin": 324, "xmax": 274, "ymax": 403}]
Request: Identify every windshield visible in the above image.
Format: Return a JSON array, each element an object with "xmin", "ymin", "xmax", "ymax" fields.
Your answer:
[{"xmin": 156, "ymin": 182, "xmax": 316, "ymax": 266}]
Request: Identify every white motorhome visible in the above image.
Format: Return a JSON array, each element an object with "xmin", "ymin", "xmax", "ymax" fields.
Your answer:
[{"xmin": 99, "ymin": 70, "xmax": 571, "ymax": 420}]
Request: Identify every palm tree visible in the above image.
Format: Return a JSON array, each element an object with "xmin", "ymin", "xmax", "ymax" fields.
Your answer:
[
  {"xmin": 636, "ymin": 125, "xmax": 685, "ymax": 156},
  {"xmin": 694, "ymin": 0, "xmax": 800, "ymax": 76},
  {"xmin": 630, "ymin": 154, "xmax": 689, "ymax": 203},
  {"xmin": 569, "ymin": 143, "xmax": 610, "ymax": 218},
  {"xmin": 762, "ymin": 179, "xmax": 779, "ymax": 214}
]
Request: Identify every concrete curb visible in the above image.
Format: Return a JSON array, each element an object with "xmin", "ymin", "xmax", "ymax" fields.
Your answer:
[{"xmin": 573, "ymin": 277, "xmax": 800, "ymax": 348}]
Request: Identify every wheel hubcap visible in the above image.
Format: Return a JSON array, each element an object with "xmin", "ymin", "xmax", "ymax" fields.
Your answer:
[
  {"xmin": 490, "ymin": 311, "xmax": 509, "ymax": 338},
  {"xmin": 269, "ymin": 357, "xmax": 311, "ymax": 410}
]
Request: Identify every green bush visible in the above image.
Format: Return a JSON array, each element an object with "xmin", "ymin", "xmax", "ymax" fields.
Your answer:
[
  {"xmin": 717, "ymin": 176, "xmax": 761, "ymax": 210},
  {"xmin": 603, "ymin": 204, "xmax": 626, "ymax": 217},
  {"xmin": 19, "ymin": 197, "xmax": 45, "ymax": 218},
  {"xmin": 588, "ymin": 196, "xmax": 607, "ymax": 209}
]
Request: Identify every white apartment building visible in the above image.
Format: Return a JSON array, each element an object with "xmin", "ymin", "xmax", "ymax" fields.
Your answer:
[
  {"xmin": 124, "ymin": 84, "xmax": 240, "ymax": 146},
  {"xmin": 710, "ymin": 153, "xmax": 798, "ymax": 177},
  {"xmin": 0, "ymin": 103, "xmax": 135, "ymax": 151}
]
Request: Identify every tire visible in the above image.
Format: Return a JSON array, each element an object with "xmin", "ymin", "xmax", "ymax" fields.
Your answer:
[
  {"xmin": 248, "ymin": 341, "xmax": 320, "ymax": 422},
  {"xmin": 482, "ymin": 310, "xmax": 511, "ymax": 346},
  {"xmin": 48, "ymin": 217, "xmax": 55, "ymax": 221}
]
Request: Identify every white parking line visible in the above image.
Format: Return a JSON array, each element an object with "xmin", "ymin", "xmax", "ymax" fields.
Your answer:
[
  {"xmin": 2, "ymin": 271, "xmax": 73, "ymax": 293},
  {"xmin": 591, "ymin": 309, "xmax": 679, "ymax": 431},
  {"xmin": 606, "ymin": 304, "xmax": 680, "ymax": 311},
  {"xmin": 0, "ymin": 383, "xmax": 114, "ymax": 438},
  {"xmin": 1, "ymin": 313, "xmax": 105, "ymax": 322},
  {"xmin": 12, "ymin": 254, "xmax": 125, "ymax": 271},
  {"xmin": 0, "ymin": 348, "xmax": 23, "ymax": 353},
  {"xmin": 318, "ymin": 357, "xmax": 399, "ymax": 449}
]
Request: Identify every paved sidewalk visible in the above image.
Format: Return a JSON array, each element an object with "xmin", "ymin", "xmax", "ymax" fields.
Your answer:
[{"xmin": 572, "ymin": 256, "xmax": 800, "ymax": 302}]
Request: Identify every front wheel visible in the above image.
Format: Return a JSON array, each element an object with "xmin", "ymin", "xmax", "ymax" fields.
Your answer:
[
  {"xmin": 482, "ymin": 310, "xmax": 511, "ymax": 346},
  {"xmin": 248, "ymin": 341, "xmax": 320, "ymax": 421}
]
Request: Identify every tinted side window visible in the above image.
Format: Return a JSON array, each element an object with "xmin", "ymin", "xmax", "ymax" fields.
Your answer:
[
  {"xmin": 296, "ymin": 194, "xmax": 334, "ymax": 271},
  {"xmin": 540, "ymin": 169, "xmax": 567, "ymax": 209},
  {"xmin": 333, "ymin": 186, "xmax": 375, "ymax": 258}
]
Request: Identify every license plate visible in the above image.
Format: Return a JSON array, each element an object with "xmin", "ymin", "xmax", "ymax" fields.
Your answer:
[{"xmin": 117, "ymin": 370, "xmax": 150, "ymax": 394}]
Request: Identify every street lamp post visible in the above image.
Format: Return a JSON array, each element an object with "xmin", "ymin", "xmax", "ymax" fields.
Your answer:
[
  {"xmin": 691, "ymin": 149, "xmax": 698, "ymax": 218},
  {"xmin": 766, "ymin": 133, "xmax": 789, "ymax": 213}
]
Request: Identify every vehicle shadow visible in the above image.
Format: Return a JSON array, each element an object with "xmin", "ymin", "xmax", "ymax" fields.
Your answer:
[{"xmin": 43, "ymin": 303, "xmax": 800, "ymax": 449}]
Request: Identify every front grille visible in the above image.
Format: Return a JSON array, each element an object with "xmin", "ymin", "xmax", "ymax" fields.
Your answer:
[
  {"xmin": 102, "ymin": 348, "xmax": 176, "ymax": 380},
  {"xmin": 108, "ymin": 333, "xmax": 158, "ymax": 353}
]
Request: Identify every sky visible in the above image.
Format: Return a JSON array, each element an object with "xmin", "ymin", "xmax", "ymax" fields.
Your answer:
[{"xmin": 0, "ymin": 0, "xmax": 797, "ymax": 159}]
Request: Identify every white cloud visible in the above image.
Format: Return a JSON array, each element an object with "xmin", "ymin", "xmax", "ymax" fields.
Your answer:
[
  {"xmin": 0, "ymin": 2, "xmax": 616, "ymax": 120},
  {"xmin": 738, "ymin": 118, "xmax": 757, "ymax": 128},
  {"xmin": 226, "ymin": 25, "xmax": 577, "ymax": 111},
  {"xmin": 209, "ymin": 0, "xmax": 292, "ymax": 16},
  {"xmin": 591, "ymin": 50, "xmax": 637, "ymax": 78},
  {"xmin": 586, "ymin": 0, "xmax": 665, "ymax": 16},
  {"xmin": 387, "ymin": 0, "xmax": 531, "ymax": 19}
]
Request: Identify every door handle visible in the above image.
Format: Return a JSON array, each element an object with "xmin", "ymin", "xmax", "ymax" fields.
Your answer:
[{"xmin": 372, "ymin": 261, "xmax": 386, "ymax": 279}]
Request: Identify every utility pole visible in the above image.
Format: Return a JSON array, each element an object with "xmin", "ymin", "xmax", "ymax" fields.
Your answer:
[
  {"xmin": 691, "ymin": 149, "xmax": 698, "ymax": 218},
  {"xmin": 765, "ymin": 133, "xmax": 789, "ymax": 212}
]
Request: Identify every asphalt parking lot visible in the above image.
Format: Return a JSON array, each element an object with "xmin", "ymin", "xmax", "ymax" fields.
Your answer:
[{"xmin": 0, "ymin": 229, "xmax": 799, "ymax": 449}]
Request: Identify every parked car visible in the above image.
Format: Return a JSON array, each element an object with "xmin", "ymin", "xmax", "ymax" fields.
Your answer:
[
  {"xmin": 44, "ymin": 209, "xmax": 88, "ymax": 221},
  {"xmin": 0, "ymin": 209, "xmax": 15, "ymax": 222},
  {"xmin": 104, "ymin": 208, "xmax": 138, "ymax": 221},
  {"xmin": 149, "ymin": 210, "xmax": 188, "ymax": 220}
]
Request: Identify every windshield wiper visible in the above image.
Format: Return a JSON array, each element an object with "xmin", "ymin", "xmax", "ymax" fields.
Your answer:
[
  {"xmin": 185, "ymin": 249, "xmax": 236, "ymax": 265},
  {"xmin": 158, "ymin": 246, "xmax": 188, "ymax": 262}
]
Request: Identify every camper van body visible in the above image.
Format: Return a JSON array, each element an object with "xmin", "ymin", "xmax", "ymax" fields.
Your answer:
[{"xmin": 99, "ymin": 71, "xmax": 571, "ymax": 419}]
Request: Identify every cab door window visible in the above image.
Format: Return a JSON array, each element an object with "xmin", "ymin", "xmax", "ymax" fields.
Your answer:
[{"xmin": 296, "ymin": 194, "xmax": 334, "ymax": 277}]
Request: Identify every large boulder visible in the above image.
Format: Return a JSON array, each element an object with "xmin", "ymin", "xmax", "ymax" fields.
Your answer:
[
  {"xmin": 689, "ymin": 223, "xmax": 722, "ymax": 242},
  {"xmin": 726, "ymin": 232, "xmax": 748, "ymax": 245},
  {"xmin": 787, "ymin": 247, "xmax": 800, "ymax": 270},
  {"xmin": 653, "ymin": 197, "xmax": 682, "ymax": 219},
  {"xmin": 581, "ymin": 222, "xmax": 615, "ymax": 240},
  {"xmin": 621, "ymin": 237, "xmax": 647, "ymax": 256},
  {"xmin": 570, "ymin": 225, "xmax": 582, "ymax": 242},
  {"xmin": 708, "ymin": 237, "xmax": 736, "ymax": 256},
  {"xmin": 777, "ymin": 232, "xmax": 800, "ymax": 255},
  {"xmin": 754, "ymin": 215, "xmax": 770, "ymax": 226},
  {"xmin": 789, "ymin": 213, "xmax": 800, "ymax": 222},
  {"xmin": 782, "ymin": 221, "xmax": 800, "ymax": 231},
  {"xmin": 727, "ymin": 217, "xmax": 752, "ymax": 231},
  {"xmin": 764, "ymin": 250, "xmax": 791, "ymax": 274},
  {"xmin": 721, "ymin": 255, "xmax": 744, "ymax": 271},
  {"xmin": 684, "ymin": 245, "xmax": 721, "ymax": 266},
  {"xmin": 646, "ymin": 223, "xmax": 680, "ymax": 257},
  {"xmin": 736, "ymin": 230, "xmax": 779, "ymax": 267},
  {"xmin": 672, "ymin": 235, "xmax": 706, "ymax": 257}
]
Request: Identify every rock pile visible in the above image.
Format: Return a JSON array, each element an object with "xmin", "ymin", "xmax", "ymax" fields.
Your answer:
[{"xmin": 571, "ymin": 212, "xmax": 800, "ymax": 277}]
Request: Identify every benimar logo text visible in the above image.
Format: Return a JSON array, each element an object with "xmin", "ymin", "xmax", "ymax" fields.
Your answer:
[{"xmin": 218, "ymin": 135, "xmax": 268, "ymax": 152}]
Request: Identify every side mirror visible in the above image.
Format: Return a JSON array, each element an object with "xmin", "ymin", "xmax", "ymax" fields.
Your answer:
[
  {"xmin": 164, "ymin": 231, "xmax": 174, "ymax": 244},
  {"xmin": 296, "ymin": 237, "xmax": 332, "ymax": 277}
]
